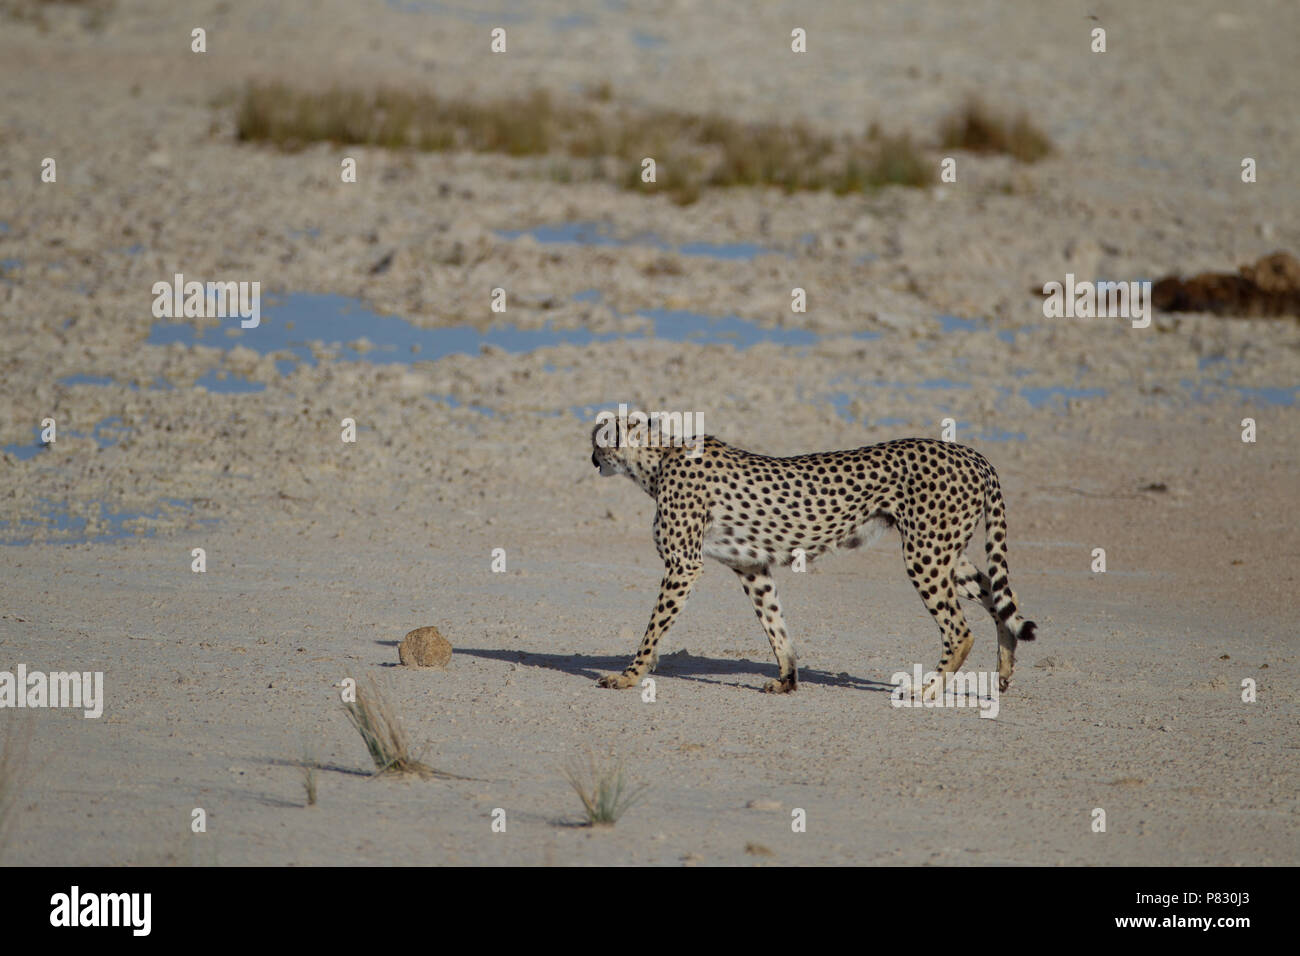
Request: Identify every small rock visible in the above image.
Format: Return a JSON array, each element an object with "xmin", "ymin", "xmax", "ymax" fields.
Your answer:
[
  {"xmin": 746, "ymin": 799, "xmax": 782, "ymax": 811},
  {"xmin": 399, "ymin": 626, "xmax": 453, "ymax": 668}
]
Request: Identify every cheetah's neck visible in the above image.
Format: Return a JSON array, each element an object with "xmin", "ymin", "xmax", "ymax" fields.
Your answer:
[{"xmin": 622, "ymin": 447, "xmax": 663, "ymax": 499}]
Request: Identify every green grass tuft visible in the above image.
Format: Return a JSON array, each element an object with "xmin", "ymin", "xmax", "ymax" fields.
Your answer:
[{"xmin": 563, "ymin": 755, "xmax": 647, "ymax": 826}]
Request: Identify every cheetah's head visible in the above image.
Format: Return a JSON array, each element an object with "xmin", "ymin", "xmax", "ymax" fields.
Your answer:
[
  {"xmin": 591, "ymin": 412, "xmax": 702, "ymax": 486},
  {"xmin": 591, "ymin": 421, "xmax": 629, "ymax": 477},
  {"xmin": 591, "ymin": 415, "xmax": 664, "ymax": 478}
]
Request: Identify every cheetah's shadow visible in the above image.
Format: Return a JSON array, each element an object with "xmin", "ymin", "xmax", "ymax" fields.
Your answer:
[{"xmin": 454, "ymin": 647, "xmax": 894, "ymax": 693}]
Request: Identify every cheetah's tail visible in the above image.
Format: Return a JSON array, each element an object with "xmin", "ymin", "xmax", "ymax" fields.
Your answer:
[{"xmin": 983, "ymin": 465, "xmax": 1036, "ymax": 642}]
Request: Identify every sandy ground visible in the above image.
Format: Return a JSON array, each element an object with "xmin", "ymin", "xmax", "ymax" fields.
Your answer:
[{"xmin": 0, "ymin": 0, "xmax": 1297, "ymax": 865}]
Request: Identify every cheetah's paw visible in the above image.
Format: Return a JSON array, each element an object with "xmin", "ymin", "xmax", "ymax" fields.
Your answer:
[
  {"xmin": 597, "ymin": 672, "xmax": 638, "ymax": 690},
  {"xmin": 913, "ymin": 675, "xmax": 945, "ymax": 703},
  {"xmin": 762, "ymin": 676, "xmax": 798, "ymax": 694}
]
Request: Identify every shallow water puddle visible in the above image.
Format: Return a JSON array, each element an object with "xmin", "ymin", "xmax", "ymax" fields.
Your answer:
[
  {"xmin": 60, "ymin": 374, "xmax": 116, "ymax": 387},
  {"xmin": 821, "ymin": 390, "xmax": 1026, "ymax": 442},
  {"xmin": 0, "ymin": 255, "xmax": 22, "ymax": 286},
  {"xmin": 428, "ymin": 393, "xmax": 500, "ymax": 417},
  {"xmin": 60, "ymin": 371, "xmax": 262, "ymax": 395},
  {"xmin": 384, "ymin": 0, "xmax": 523, "ymax": 23},
  {"xmin": 938, "ymin": 313, "xmax": 1019, "ymax": 343},
  {"xmin": 630, "ymin": 30, "xmax": 667, "ymax": 49},
  {"xmin": 639, "ymin": 308, "xmax": 823, "ymax": 347},
  {"xmin": 552, "ymin": 12, "xmax": 595, "ymax": 31},
  {"xmin": 1179, "ymin": 382, "xmax": 1296, "ymax": 407},
  {"xmin": 119, "ymin": 295, "xmax": 1300, "ymax": 420},
  {"xmin": 3, "ymin": 416, "xmax": 133, "ymax": 460},
  {"xmin": 2, "ymin": 440, "xmax": 44, "ymax": 461},
  {"xmin": 1233, "ymin": 386, "xmax": 1295, "ymax": 406},
  {"xmin": 145, "ymin": 292, "xmax": 857, "ymax": 372},
  {"xmin": 194, "ymin": 370, "xmax": 266, "ymax": 393},
  {"xmin": 0, "ymin": 497, "xmax": 200, "ymax": 546},
  {"xmin": 1018, "ymin": 386, "xmax": 1109, "ymax": 410},
  {"xmin": 819, "ymin": 377, "xmax": 1108, "ymax": 438},
  {"xmin": 1181, "ymin": 357, "xmax": 1295, "ymax": 406},
  {"xmin": 495, "ymin": 221, "xmax": 779, "ymax": 260}
]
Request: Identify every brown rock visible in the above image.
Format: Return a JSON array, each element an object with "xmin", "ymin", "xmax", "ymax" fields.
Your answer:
[
  {"xmin": 398, "ymin": 626, "xmax": 452, "ymax": 668},
  {"xmin": 1152, "ymin": 251, "xmax": 1300, "ymax": 317},
  {"xmin": 1240, "ymin": 251, "xmax": 1300, "ymax": 294}
]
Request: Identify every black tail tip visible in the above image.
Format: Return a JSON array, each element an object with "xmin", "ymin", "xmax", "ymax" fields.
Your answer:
[{"xmin": 1020, "ymin": 621, "xmax": 1037, "ymax": 642}]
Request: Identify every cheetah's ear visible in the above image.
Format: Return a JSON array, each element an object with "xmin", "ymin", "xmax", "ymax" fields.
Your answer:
[{"xmin": 592, "ymin": 417, "xmax": 620, "ymax": 450}]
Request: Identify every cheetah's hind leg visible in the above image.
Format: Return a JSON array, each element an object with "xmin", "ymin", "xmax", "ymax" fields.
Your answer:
[
  {"xmin": 913, "ymin": 632, "xmax": 975, "ymax": 703},
  {"xmin": 902, "ymin": 543, "xmax": 975, "ymax": 703},
  {"xmin": 954, "ymin": 553, "xmax": 1017, "ymax": 692}
]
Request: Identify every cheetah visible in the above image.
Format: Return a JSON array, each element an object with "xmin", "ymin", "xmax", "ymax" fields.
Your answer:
[{"xmin": 590, "ymin": 421, "xmax": 1036, "ymax": 697}]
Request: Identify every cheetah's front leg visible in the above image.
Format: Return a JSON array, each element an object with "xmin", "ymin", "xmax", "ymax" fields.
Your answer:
[{"xmin": 598, "ymin": 556, "xmax": 702, "ymax": 689}]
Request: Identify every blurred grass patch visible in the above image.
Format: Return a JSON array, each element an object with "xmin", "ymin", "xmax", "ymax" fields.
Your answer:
[
  {"xmin": 939, "ymin": 98, "xmax": 1053, "ymax": 162},
  {"xmin": 232, "ymin": 81, "xmax": 939, "ymax": 203},
  {"xmin": 0, "ymin": 0, "xmax": 113, "ymax": 30},
  {"xmin": 236, "ymin": 83, "xmax": 558, "ymax": 156}
]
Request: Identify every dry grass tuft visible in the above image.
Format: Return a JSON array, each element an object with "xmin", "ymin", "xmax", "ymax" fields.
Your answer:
[
  {"xmin": 343, "ymin": 678, "xmax": 439, "ymax": 778},
  {"xmin": 297, "ymin": 750, "xmax": 319, "ymax": 806},
  {"xmin": 585, "ymin": 80, "xmax": 614, "ymax": 102},
  {"xmin": 237, "ymin": 82, "xmax": 559, "ymax": 156},
  {"xmin": 858, "ymin": 132, "xmax": 934, "ymax": 191},
  {"xmin": 231, "ymin": 81, "xmax": 937, "ymax": 203},
  {"xmin": 939, "ymin": 98, "xmax": 1053, "ymax": 162}
]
